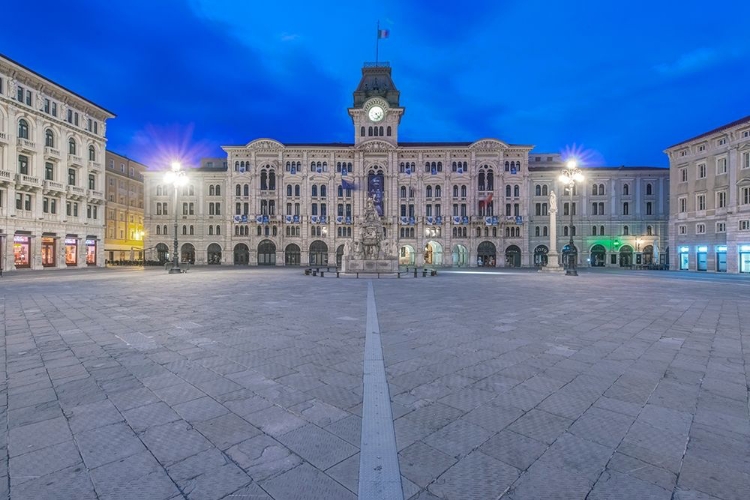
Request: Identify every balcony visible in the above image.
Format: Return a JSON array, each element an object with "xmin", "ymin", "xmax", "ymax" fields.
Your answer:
[
  {"xmin": 0, "ymin": 132, "xmax": 8, "ymax": 144},
  {"xmin": 88, "ymin": 160, "xmax": 102, "ymax": 170},
  {"xmin": 44, "ymin": 147, "xmax": 61, "ymax": 159},
  {"xmin": 0, "ymin": 169, "xmax": 12, "ymax": 185},
  {"xmin": 68, "ymin": 154, "xmax": 83, "ymax": 166},
  {"xmin": 43, "ymin": 179, "xmax": 65, "ymax": 195},
  {"xmin": 17, "ymin": 138, "xmax": 36, "ymax": 152},
  {"xmin": 15, "ymin": 173, "xmax": 41, "ymax": 191},
  {"xmin": 67, "ymin": 185, "xmax": 86, "ymax": 199},
  {"xmin": 88, "ymin": 189, "xmax": 105, "ymax": 204}
]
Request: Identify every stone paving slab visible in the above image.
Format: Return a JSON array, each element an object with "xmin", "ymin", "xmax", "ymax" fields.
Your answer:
[{"xmin": 1, "ymin": 267, "xmax": 749, "ymax": 499}]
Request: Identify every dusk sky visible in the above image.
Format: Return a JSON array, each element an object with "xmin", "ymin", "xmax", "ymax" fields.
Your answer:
[{"xmin": 2, "ymin": 0, "xmax": 748, "ymax": 169}]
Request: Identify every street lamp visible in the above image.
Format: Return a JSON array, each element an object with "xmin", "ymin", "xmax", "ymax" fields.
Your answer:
[
  {"xmin": 164, "ymin": 161, "xmax": 188, "ymax": 274},
  {"xmin": 559, "ymin": 159, "xmax": 584, "ymax": 276}
]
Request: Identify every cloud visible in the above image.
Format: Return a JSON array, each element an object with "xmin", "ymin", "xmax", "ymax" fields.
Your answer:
[
  {"xmin": 655, "ymin": 47, "xmax": 739, "ymax": 76},
  {"xmin": 280, "ymin": 32, "xmax": 300, "ymax": 42}
]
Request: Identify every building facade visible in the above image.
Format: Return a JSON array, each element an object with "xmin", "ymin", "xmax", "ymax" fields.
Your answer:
[
  {"xmin": 666, "ymin": 115, "xmax": 750, "ymax": 273},
  {"xmin": 0, "ymin": 55, "xmax": 115, "ymax": 271},
  {"xmin": 104, "ymin": 151, "xmax": 147, "ymax": 263},
  {"xmin": 143, "ymin": 63, "xmax": 668, "ymax": 268}
]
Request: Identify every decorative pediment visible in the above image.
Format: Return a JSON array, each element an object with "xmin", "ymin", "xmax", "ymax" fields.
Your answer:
[
  {"xmin": 246, "ymin": 138, "xmax": 284, "ymax": 150},
  {"xmin": 358, "ymin": 140, "xmax": 396, "ymax": 152},
  {"xmin": 469, "ymin": 138, "xmax": 508, "ymax": 151}
]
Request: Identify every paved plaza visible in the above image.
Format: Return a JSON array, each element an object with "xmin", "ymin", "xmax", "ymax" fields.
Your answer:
[{"xmin": 0, "ymin": 267, "xmax": 749, "ymax": 499}]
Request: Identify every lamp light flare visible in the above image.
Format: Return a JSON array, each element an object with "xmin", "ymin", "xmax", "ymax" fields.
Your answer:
[
  {"xmin": 566, "ymin": 159, "xmax": 578, "ymax": 169},
  {"xmin": 171, "ymin": 161, "xmax": 181, "ymax": 171}
]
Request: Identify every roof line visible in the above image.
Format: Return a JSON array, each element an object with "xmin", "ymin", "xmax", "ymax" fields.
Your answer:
[
  {"xmin": 665, "ymin": 114, "xmax": 750, "ymax": 150},
  {"xmin": 1, "ymin": 52, "xmax": 116, "ymax": 117}
]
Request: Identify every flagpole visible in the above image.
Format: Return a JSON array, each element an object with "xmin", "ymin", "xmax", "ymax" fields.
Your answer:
[{"xmin": 375, "ymin": 21, "xmax": 379, "ymax": 65}]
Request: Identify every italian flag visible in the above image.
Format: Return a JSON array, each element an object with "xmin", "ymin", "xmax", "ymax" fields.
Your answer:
[{"xmin": 378, "ymin": 29, "xmax": 390, "ymax": 39}]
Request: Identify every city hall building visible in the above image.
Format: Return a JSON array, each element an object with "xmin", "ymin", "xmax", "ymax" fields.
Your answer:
[
  {"xmin": 143, "ymin": 63, "xmax": 668, "ymax": 268},
  {"xmin": 0, "ymin": 54, "xmax": 114, "ymax": 271}
]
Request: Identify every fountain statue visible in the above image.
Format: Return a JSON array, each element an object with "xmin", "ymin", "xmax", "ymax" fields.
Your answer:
[{"xmin": 342, "ymin": 196, "xmax": 399, "ymax": 273}]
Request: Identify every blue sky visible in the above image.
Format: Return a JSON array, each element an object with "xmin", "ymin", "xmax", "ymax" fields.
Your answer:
[{"xmin": 2, "ymin": 0, "xmax": 748, "ymax": 168}]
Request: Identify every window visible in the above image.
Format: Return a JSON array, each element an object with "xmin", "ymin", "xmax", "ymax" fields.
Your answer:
[
  {"xmin": 89, "ymin": 146, "xmax": 96, "ymax": 161},
  {"xmin": 741, "ymin": 220, "xmax": 750, "ymax": 231},
  {"xmin": 679, "ymin": 197, "xmax": 687, "ymax": 213},
  {"xmin": 742, "ymin": 152, "xmax": 750, "ymax": 170},
  {"xmin": 716, "ymin": 157, "xmax": 727, "ymax": 175},
  {"xmin": 680, "ymin": 168, "xmax": 687, "ymax": 182},
  {"xmin": 623, "ymin": 184, "xmax": 629, "ymax": 196},
  {"xmin": 678, "ymin": 225, "xmax": 687, "ymax": 235},
  {"xmin": 623, "ymin": 202, "xmax": 629, "ymax": 215},
  {"xmin": 69, "ymin": 138, "xmax": 76, "ymax": 155},
  {"xmin": 18, "ymin": 155, "xmax": 28, "ymax": 175},
  {"xmin": 646, "ymin": 225, "xmax": 652, "ymax": 236},
  {"xmin": 717, "ymin": 191, "xmax": 727, "ymax": 208},
  {"xmin": 646, "ymin": 202, "xmax": 652, "ymax": 215},
  {"xmin": 697, "ymin": 163, "xmax": 706, "ymax": 179},
  {"xmin": 18, "ymin": 119, "xmax": 29, "ymax": 139},
  {"xmin": 646, "ymin": 183, "xmax": 652, "ymax": 195},
  {"xmin": 68, "ymin": 168, "xmax": 76, "ymax": 186},
  {"xmin": 88, "ymin": 174, "xmax": 95, "ymax": 190},
  {"xmin": 45, "ymin": 129, "xmax": 54, "ymax": 147},
  {"xmin": 696, "ymin": 194, "xmax": 706, "ymax": 211},
  {"xmin": 717, "ymin": 138, "xmax": 726, "ymax": 146},
  {"xmin": 623, "ymin": 225, "xmax": 629, "ymax": 235},
  {"xmin": 696, "ymin": 223, "xmax": 706, "ymax": 234},
  {"xmin": 45, "ymin": 162, "xmax": 54, "ymax": 180},
  {"xmin": 716, "ymin": 222, "xmax": 726, "ymax": 233}
]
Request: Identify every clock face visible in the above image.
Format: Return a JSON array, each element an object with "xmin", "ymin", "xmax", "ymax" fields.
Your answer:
[{"xmin": 368, "ymin": 106, "xmax": 384, "ymax": 122}]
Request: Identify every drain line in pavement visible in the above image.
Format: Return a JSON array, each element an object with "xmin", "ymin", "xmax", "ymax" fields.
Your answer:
[{"xmin": 358, "ymin": 281, "xmax": 404, "ymax": 500}]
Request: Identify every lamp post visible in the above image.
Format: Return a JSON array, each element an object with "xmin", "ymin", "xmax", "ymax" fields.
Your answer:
[
  {"xmin": 164, "ymin": 162, "xmax": 187, "ymax": 274},
  {"xmin": 559, "ymin": 159, "xmax": 584, "ymax": 276}
]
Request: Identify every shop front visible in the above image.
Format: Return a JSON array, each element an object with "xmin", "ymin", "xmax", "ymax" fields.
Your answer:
[
  {"xmin": 14, "ymin": 234, "xmax": 31, "ymax": 269},
  {"xmin": 715, "ymin": 245, "xmax": 727, "ymax": 272},
  {"xmin": 86, "ymin": 238, "xmax": 97, "ymax": 266},
  {"xmin": 678, "ymin": 246, "xmax": 689, "ymax": 270},
  {"xmin": 696, "ymin": 246, "xmax": 708, "ymax": 271},
  {"xmin": 740, "ymin": 245, "xmax": 750, "ymax": 273},
  {"xmin": 65, "ymin": 236, "xmax": 79, "ymax": 266},
  {"xmin": 42, "ymin": 234, "xmax": 57, "ymax": 267}
]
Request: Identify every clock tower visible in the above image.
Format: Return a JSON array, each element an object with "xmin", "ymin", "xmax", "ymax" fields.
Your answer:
[{"xmin": 348, "ymin": 63, "xmax": 404, "ymax": 145}]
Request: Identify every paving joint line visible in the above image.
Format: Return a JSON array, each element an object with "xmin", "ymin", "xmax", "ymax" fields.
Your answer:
[{"xmin": 358, "ymin": 281, "xmax": 403, "ymax": 500}]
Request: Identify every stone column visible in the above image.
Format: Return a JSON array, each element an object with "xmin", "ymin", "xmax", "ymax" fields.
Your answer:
[{"xmin": 542, "ymin": 190, "xmax": 563, "ymax": 272}]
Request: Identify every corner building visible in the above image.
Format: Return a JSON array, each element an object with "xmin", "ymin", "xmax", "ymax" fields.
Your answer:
[
  {"xmin": 666, "ymin": 115, "xmax": 750, "ymax": 273},
  {"xmin": 104, "ymin": 151, "xmax": 147, "ymax": 263},
  {"xmin": 144, "ymin": 63, "xmax": 668, "ymax": 268},
  {"xmin": 0, "ymin": 54, "xmax": 114, "ymax": 271}
]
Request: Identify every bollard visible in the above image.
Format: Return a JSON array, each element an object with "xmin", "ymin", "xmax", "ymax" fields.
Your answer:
[
  {"xmin": 312, "ymin": 270, "xmax": 317, "ymax": 276},
  {"xmin": 423, "ymin": 269, "xmax": 427, "ymax": 277},
  {"xmin": 320, "ymin": 271, "xmax": 324, "ymax": 277},
  {"xmin": 413, "ymin": 268, "xmax": 417, "ymax": 278},
  {"xmin": 336, "ymin": 271, "xmax": 340, "ymax": 278}
]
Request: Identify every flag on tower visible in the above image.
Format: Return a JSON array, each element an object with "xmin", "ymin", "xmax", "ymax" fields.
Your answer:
[
  {"xmin": 377, "ymin": 29, "xmax": 390, "ymax": 39},
  {"xmin": 342, "ymin": 179, "xmax": 357, "ymax": 191},
  {"xmin": 479, "ymin": 193, "xmax": 493, "ymax": 206}
]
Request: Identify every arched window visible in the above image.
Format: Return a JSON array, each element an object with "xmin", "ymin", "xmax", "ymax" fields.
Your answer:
[
  {"xmin": 244, "ymin": 184, "xmax": 249, "ymax": 196},
  {"xmin": 236, "ymin": 184, "xmax": 241, "ymax": 196},
  {"xmin": 182, "ymin": 225, "xmax": 187, "ymax": 235},
  {"xmin": 426, "ymin": 186, "xmax": 433, "ymax": 198},
  {"xmin": 543, "ymin": 226, "xmax": 548, "ymax": 236},
  {"xmin": 209, "ymin": 185, "xmax": 215, "ymax": 196},
  {"xmin": 190, "ymin": 226, "xmax": 194, "ymax": 235},
  {"xmin": 163, "ymin": 225, "xmax": 168, "ymax": 234},
  {"xmin": 505, "ymin": 185, "xmax": 511, "ymax": 197},
  {"xmin": 592, "ymin": 226, "xmax": 597, "ymax": 235},
  {"xmin": 311, "ymin": 185, "xmax": 318, "ymax": 197},
  {"xmin": 234, "ymin": 161, "xmax": 239, "ymax": 171},
  {"xmin": 338, "ymin": 185, "xmax": 344, "ymax": 197},
  {"xmin": 45, "ymin": 129, "xmax": 54, "ymax": 147},
  {"xmin": 320, "ymin": 185, "xmax": 327, "ymax": 197},
  {"xmin": 461, "ymin": 185, "xmax": 467, "ymax": 197},
  {"xmin": 287, "ymin": 185, "xmax": 292, "ymax": 196},
  {"xmin": 295, "ymin": 185, "xmax": 300, "ymax": 196},
  {"xmin": 514, "ymin": 185, "xmax": 520, "ymax": 197},
  {"xmin": 504, "ymin": 161, "xmax": 510, "ymax": 171},
  {"xmin": 535, "ymin": 226, "xmax": 540, "ymax": 236},
  {"xmin": 435, "ymin": 185, "xmax": 441, "ymax": 197},
  {"xmin": 487, "ymin": 171, "xmax": 494, "ymax": 190},
  {"xmin": 18, "ymin": 119, "xmax": 29, "ymax": 139},
  {"xmin": 360, "ymin": 126, "xmax": 365, "ymax": 136},
  {"xmin": 216, "ymin": 225, "xmax": 221, "ymax": 235},
  {"xmin": 373, "ymin": 126, "xmax": 379, "ymax": 136},
  {"xmin": 623, "ymin": 225, "xmax": 629, "ymax": 235},
  {"xmin": 623, "ymin": 184, "xmax": 629, "ymax": 195},
  {"xmin": 401, "ymin": 186, "xmax": 407, "ymax": 198},
  {"xmin": 68, "ymin": 138, "xmax": 76, "ymax": 155},
  {"xmin": 535, "ymin": 185, "xmax": 541, "ymax": 196},
  {"xmin": 599, "ymin": 184, "xmax": 605, "ymax": 194},
  {"xmin": 647, "ymin": 225, "xmax": 653, "ymax": 236},
  {"xmin": 563, "ymin": 226, "xmax": 569, "ymax": 237},
  {"xmin": 542, "ymin": 185, "xmax": 548, "ymax": 196},
  {"xmin": 387, "ymin": 126, "xmax": 391, "ymax": 136},
  {"xmin": 156, "ymin": 226, "xmax": 161, "ymax": 235},
  {"xmin": 592, "ymin": 183, "xmax": 598, "ymax": 195},
  {"xmin": 88, "ymin": 145, "xmax": 95, "ymax": 161},
  {"xmin": 215, "ymin": 185, "xmax": 221, "ymax": 196},
  {"xmin": 368, "ymin": 126, "xmax": 373, "ymax": 136},
  {"xmin": 379, "ymin": 126, "xmax": 384, "ymax": 136},
  {"xmin": 646, "ymin": 183, "xmax": 652, "ymax": 195},
  {"xmin": 208, "ymin": 226, "xmax": 214, "ymax": 235},
  {"xmin": 600, "ymin": 225, "xmax": 605, "ymax": 235}
]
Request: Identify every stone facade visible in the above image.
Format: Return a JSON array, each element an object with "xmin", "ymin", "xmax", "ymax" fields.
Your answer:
[
  {"xmin": 666, "ymin": 115, "xmax": 750, "ymax": 273},
  {"xmin": 143, "ymin": 63, "xmax": 669, "ymax": 268},
  {"xmin": 0, "ymin": 54, "xmax": 114, "ymax": 271},
  {"xmin": 104, "ymin": 151, "xmax": 147, "ymax": 262}
]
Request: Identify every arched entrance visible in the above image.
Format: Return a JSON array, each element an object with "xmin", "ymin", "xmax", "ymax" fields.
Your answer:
[
  {"xmin": 452, "ymin": 244, "xmax": 468, "ymax": 267},
  {"xmin": 590, "ymin": 244, "xmax": 606, "ymax": 267},
  {"xmin": 181, "ymin": 243, "xmax": 195, "ymax": 264},
  {"xmin": 642, "ymin": 245, "xmax": 654, "ymax": 266},
  {"xmin": 424, "ymin": 241, "xmax": 443, "ymax": 266},
  {"xmin": 258, "ymin": 240, "xmax": 276, "ymax": 265},
  {"xmin": 336, "ymin": 244, "xmax": 345, "ymax": 268},
  {"xmin": 233, "ymin": 243, "xmax": 249, "ymax": 265},
  {"xmin": 207, "ymin": 243, "xmax": 222, "ymax": 265},
  {"xmin": 505, "ymin": 245, "xmax": 521, "ymax": 268},
  {"xmin": 477, "ymin": 241, "xmax": 496, "ymax": 267},
  {"xmin": 285, "ymin": 243, "xmax": 300, "ymax": 266},
  {"xmin": 309, "ymin": 240, "xmax": 328, "ymax": 266},
  {"xmin": 562, "ymin": 244, "xmax": 577, "ymax": 269},
  {"xmin": 155, "ymin": 243, "xmax": 169, "ymax": 264},
  {"xmin": 620, "ymin": 245, "xmax": 633, "ymax": 267},
  {"xmin": 534, "ymin": 245, "xmax": 548, "ymax": 267},
  {"xmin": 399, "ymin": 245, "xmax": 415, "ymax": 266}
]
